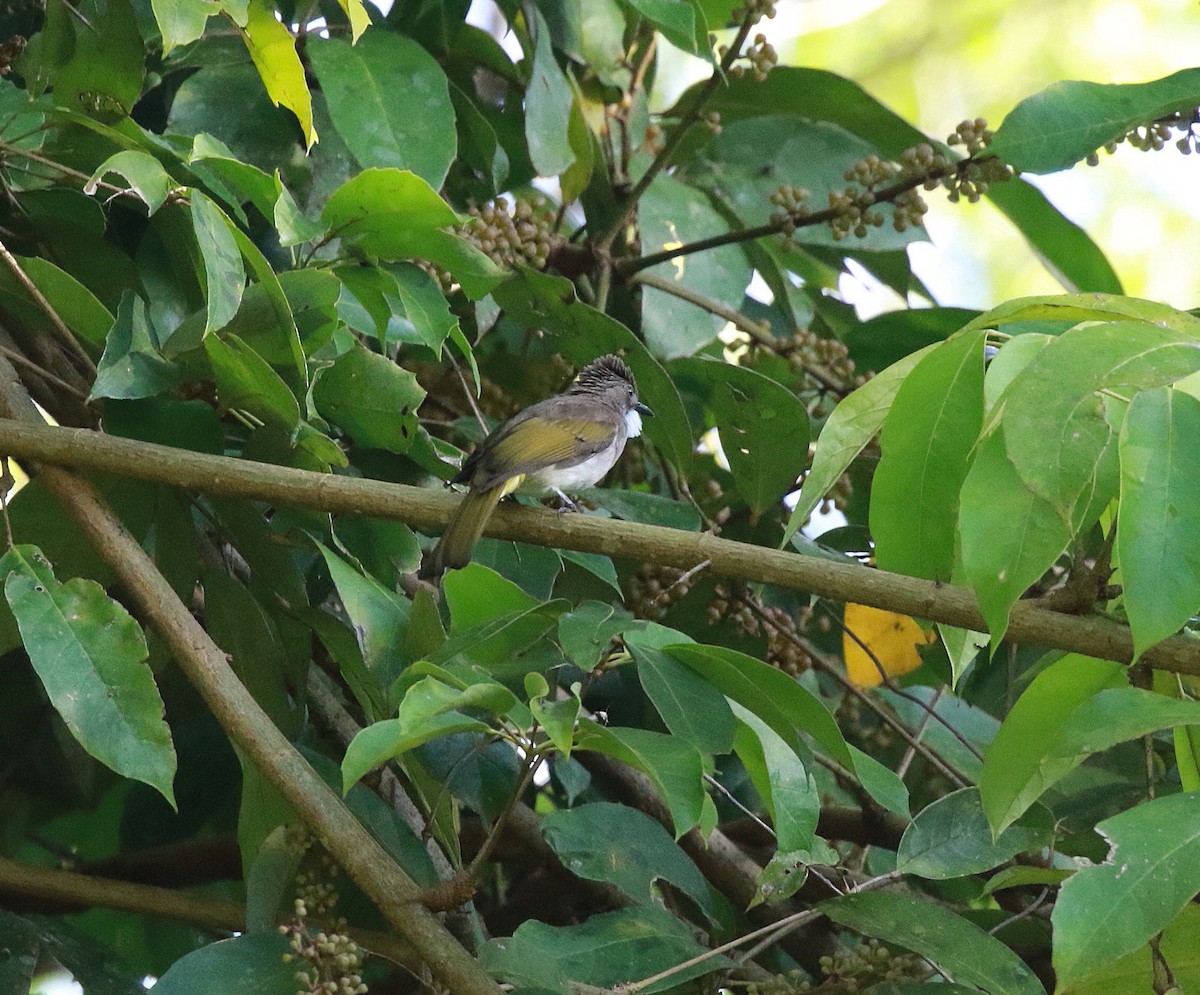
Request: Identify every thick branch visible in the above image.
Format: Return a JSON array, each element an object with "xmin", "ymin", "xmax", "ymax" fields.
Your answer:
[
  {"xmin": 0, "ymin": 420, "xmax": 1194, "ymax": 675},
  {"xmin": 0, "ymin": 855, "xmax": 416, "ymax": 966},
  {"xmin": 0, "ymin": 379, "xmax": 504, "ymax": 995}
]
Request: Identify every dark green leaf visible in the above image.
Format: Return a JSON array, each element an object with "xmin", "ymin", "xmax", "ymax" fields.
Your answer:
[
  {"xmin": 667, "ymin": 642, "xmax": 854, "ymax": 768},
  {"xmin": 148, "ymin": 933, "xmax": 297, "ymax": 995},
  {"xmin": 390, "ymin": 262, "xmax": 459, "ymax": 354},
  {"xmin": 639, "ymin": 174, "xmax": 752, "ymax": 357},
  {"xmin": 0, "ymin": 256, "xmax": 113, "ymax": 348},
  {"xmin": 542, "ymin": 802, "xmax": 721, "ymax": 922},
  {"xmin": 556, "ymin": 600, "xmax": 643, "ymax": 670},
  {"xmin": 628, "ymin": 631, "xmax": 736, "ymax": 755},
  {"xmin": 821, "ymin": 891, "xmax": 1045, "ymax": 995},
  {"xmin": 525, "ymin": 8, "xmax": 575, "ymax": 178},
  {"xmin": 313, "ymin": 343, "xmax": 425, "ymax": 452},
  {"xmin": 191, "ymin": 190, "xmax": 245, "ymax": 334},
  {"xmin": 314, "ymin": 541, "xmax": 409, "ymax": 690},
  {"xmin": 0, "ymin": 545, "xmax": 176, "ymax": 806},
  {"xmin": 576, "ymin": 720, "xmax": 706, "ymax": 837},
  {"xmin": 576, "ymin": 487, "xmax": 701, "ymax": 530},
  {"xmin": 91, "ymin": 292, "xmax": 178, "ymax": 401},
  {"xmin": 308, "ymin": 32, "xmax": 456, "ymax": 187},
  {"xmin": 203, "ymin": 333, "xmax": 301, "ymax": 431},
  {"xmin": 671, "ymin": 357, "xmax": 810, "ymax": 515},
  {"xmin": 481, "ymin": 905, "xmax": 728, "ymax": 993},
  {"xmin": 626, "ymin": 0, "xmax": 711, "ymax": 58},
  {"xmin": 898, "ymin": 788, "xmax": 1053, "ymax": 879}
]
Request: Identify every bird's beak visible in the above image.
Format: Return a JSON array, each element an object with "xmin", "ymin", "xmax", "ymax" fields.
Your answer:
[{"xmin": 635, "ymin": 401, "xmax": 654, "ymax": 417}]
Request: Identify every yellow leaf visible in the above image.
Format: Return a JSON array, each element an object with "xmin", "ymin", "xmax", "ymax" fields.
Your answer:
[
  {"xmin": 336, "ymin": 0, "xmax": 370, "ymax": 41},
  {"xmin": 843, "ymin": 603, "xmax": 934, "ymax": 688},
  {"xmin": 240, "ymin": 0, "xmax": 317, "ymax": 149}
]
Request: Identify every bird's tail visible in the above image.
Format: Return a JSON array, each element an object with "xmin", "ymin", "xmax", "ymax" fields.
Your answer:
[{"xmin": 418, "ymin": 486, "xmax": 505, "ymax": 580}]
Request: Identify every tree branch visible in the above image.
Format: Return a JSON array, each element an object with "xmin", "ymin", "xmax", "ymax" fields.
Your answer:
[
  {"xmin": 0, "ymin": 374, "xmax": 505, "ymax": 995},
  {"xmin": 630, "ymin": 271, "xmax": 769, "ymax": 339},
  {"xmin": 0, "ymin": 419, "xmax": 1193, "ymax": 675},
  {"xmin": 0, "ymin": 855, "xmax": 417, "ymax": 967}
]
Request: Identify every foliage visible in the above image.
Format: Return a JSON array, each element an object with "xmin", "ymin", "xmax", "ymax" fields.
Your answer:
[{"xmin": 0, "ymin": 1, "xmax": 1199, "ymax": 994}]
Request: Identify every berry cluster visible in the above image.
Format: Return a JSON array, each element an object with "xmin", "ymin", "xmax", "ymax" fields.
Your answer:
[
  {"xmin": 707, "ymin": 585, "xmax": 818, "ymax": 677},
  {"xmin": 817, "ymin": 937, "xmax": 927, "ymax": 990},
  {"xmin": 627, "ymin": 563, "xmax": 699, "ymax": 621},
  {"xmin": 1086, "ymin": 108, "xmax": 1200, "ymax": 163},
  {"xmin": 732, "ymin": 0, "xmax": 778, "ymax": 18},
  {"xmin": 941, "ymin": 119, "xmax": 1014, "ymax": 202},
  {"xmin": 281, "ymin": 917, "xmax": 368, "ymax": 995},
  {"xmin": 457, "ymin": 198, "xmax": 559, "ymax": 271},
  {"xmin": 729, "ymin": 33, "xmax": 778, "ymax": 81},
  {"xmin": 768, "ymin": 184, "xmax": 811, "ymax": 235}
]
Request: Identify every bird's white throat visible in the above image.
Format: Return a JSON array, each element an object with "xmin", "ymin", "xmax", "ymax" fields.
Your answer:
[{"xmin": 625, "ymin": 408, "xmax": 644, "ymax": 437}]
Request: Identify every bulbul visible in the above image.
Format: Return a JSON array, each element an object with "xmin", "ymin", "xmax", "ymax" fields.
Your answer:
[{"xmin": 419, "ymin": 355, "xmax": 652, "ymax": 579}]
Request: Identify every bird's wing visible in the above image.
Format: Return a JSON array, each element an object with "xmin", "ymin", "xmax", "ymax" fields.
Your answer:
[{"xmin": 464, "ymin": 414, "xmax": 618, "ymax": 490}]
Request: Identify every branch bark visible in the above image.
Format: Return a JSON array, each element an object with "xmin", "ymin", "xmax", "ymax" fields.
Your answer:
[
  {"xmin": 0, "ymin": 419, "xmax": 1195, "ymax": 675},
  {"xmin": 0, "ymin": 372, "xmax": 505, "ymax": 995}
]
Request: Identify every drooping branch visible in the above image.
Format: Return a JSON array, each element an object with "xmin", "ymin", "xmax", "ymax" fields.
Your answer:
[
  {"xmin": 0, "ymin": 369, "xmax": 506, "ymax": 995},
  {"xmin": 0, "ymin": 419, "xmax": 1195, "ymax": 675}
]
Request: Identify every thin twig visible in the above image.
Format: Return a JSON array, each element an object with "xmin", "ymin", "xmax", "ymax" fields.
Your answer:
[
  {"xmin": 0, "ymin": 236, "xmax": 96, "ymax": 376},
  {"xmin": 594, "ymin": 11, "xmax": 760, "ymax": 253},
  {"xmin": 896, "ymin": 687, "xmax": 940, "ymax": 780},
  {"xmin": 625, "ymin": 870, "xmax": 903, "ymax": 993},
  {"xmin": 0, "ymin": 344, "xmax": 90, "ymax": 400},
  {"xmin": 631, "ymin": 271, "xmax": 769, "ymax": 339},
  {"xmin": 466, "ymin": 745, "xmax": 541, "ymax": 877}
]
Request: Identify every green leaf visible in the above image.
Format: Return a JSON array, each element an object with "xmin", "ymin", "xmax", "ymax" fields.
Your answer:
[
  {"xmin": 989, "ymin": 68, "xmax": 1200, "ymax": 173},
  {"xmin": 448, "ymin": 81, "xmax": 510, "ymax": 195},
  {"xmin": 666, "ymin": 643, "xmax": 854, "ymax": 768},
  {"xmin": 897, "ymin": 788, "xmax": 1052, "ymax": 879},
  {"xmin": 541, "ymin": 802, "xmax": 721, "ymax": 922},
  {"xmin": 0, "ymin": 256, "xmax": 113, "ymax": 349},
  {"xmin": 84, "ymin": 151, "xmax": 171, "ymax": 215},
  {"xmin": 784, "ymin": 342, "xmax": 939, "ymax": 545},
  {"xmin": 152, "ymin": 0, "xmax": 221, "ymax": 53},
  {"xmin": 638, "ymin": 174, "xmax": 752, "ymax": 357},
  {"xmin": 191, "ymin": 190, "xmax": 245, "ymax": 334},
  {"xmin": 321, "ymin": 168, "xmax": 504, "ymax": 298},
  {"xmin": 557, "ymin": 600, "xmax": 642, "ymax": 670},
  {"xmin": 1000, "ymin": 320, "xmax": 1200, "ymax": 516},
  {"xmin": 958, "ymin": 429, "xmax": 1074, "ymax": 644},
  {"xmin": 28, "ymin": 0, "xmax": 144, "ymax": 118},
  {"xmin": 91, "ymin": 292, "xmax": 178, "ymax": 401},
  {"xmin": 731, "ymin": 703, "xmax": 819, "ymax": 853},
  {"xmin": 203, "ymin": 333, "xmax": 301, "ymax": 431},
  {"xmin": 313, "ymin": 541, "xmax": 409, "ymax": 690},
  {"xmin": 1052, "ymin": 792, "xmax": 1200, "ymax": 990},
  {"xmin": 870, "ymin": 328, "xmax": 985, "ymax": 581},
  {"xmin": 849, "ymin": 745, "xmax": 910, "ymax": 817},
  {"xmin": 576, "ymin": 721, "xmax": 706, "ymax": 837},
  {"xmin": 961, "ymin": 292, "xmax": 1200, "ymax": 338},
  {"xmin": 685, "ymin": 115, "xmax": 922, "ymax": 252},
  {"xmin": 390, "ymin": 263, "xmax": 459, "ymax": 354},
  {"xmin": 986, "ymin": 180, "xmax": 1123, "ymax": 294},
  {"xmin": 307, "ymin": 33, "xmax": 456, "ymax": 187},
  {"xmin": 531, "ymin": 693, "xmax": 580, "ymax": 757},
  {"xmin": 1059, "ymin": 905, "xmax": 1200, "ymax": 995},
  {"xmin": 628, "ymin": 631, "xmax": 736, "ymax": 755},
  {"xmin": 1117, "ymin": 387, "xmax": 1200, "ymax": 658},
  {"xmin": 240, "ymin": 0, "xmax": 316, "ymax": 148},
  {"xmin": 481, "ymin": 905, "xmax": 727, "ymax": 993},
  {"xmin": 820, "ymin": 891, "xmax": 1045, "ymax": 995},
  {"xmin": 490, "ymin": 270, "xmax": 694, "ymax": 469},
  {"xmin": 627, "ymin": 0, "xmax": 711, "ymax": 57},
  {"xmin": 147, "ymin": 933, "xmax": 296, "ymax": 995},
  {"xmin": 576, "ymin": 487, "xmax": 701, "ymax": 531},
  {"xmin": 342, "ymin": 679, "xmax": 493, "ymax": 791},
  {"xmin": 671, "ymin": 357, "xmax": 810, "ymax": 515},
  {"xmin": 0, "ymin": 545, "xmax": 176, "ymax": 807},
  {"xmin": 980, "ymin": 654, "xmax": 1125, "ymax": 836},
  {"xmin": 312, "ymin": 343, "xmax": 425, "ymax": 453},
  {"xmin": 525, "ymin": 8, "xmax": 575, "ymax": 178}
]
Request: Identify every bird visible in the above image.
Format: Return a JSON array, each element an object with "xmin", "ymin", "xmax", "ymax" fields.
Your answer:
[{"xmin": 418, "ymin": 355, "xmax": 652, "ymax": 579}]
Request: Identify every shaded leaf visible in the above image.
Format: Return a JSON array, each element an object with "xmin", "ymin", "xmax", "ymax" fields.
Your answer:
[
  {"xmin": 312, "ymin": 343, "xmax": 425, "ymax": 452},
  {"xmin": 85, "ymin": 150, "xmax": 171, "ymax": 214},
  {"xmin": 0, "ymin": 545, "xmax": 176, "ymax": 806},
  {"xmin": 308, "ymin": 32, "xmax": 456, "ymax": 187},
  {"xmin": 91, "ymin": 292, "xmax": 177, "ymax": 401},
  {"xmin": 148, "ymin": 933, "xmax": 296, "ymax": 995},
  {"xmin": 525, "ymin": 8, "xmax": 575, "ymax": 178}
]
